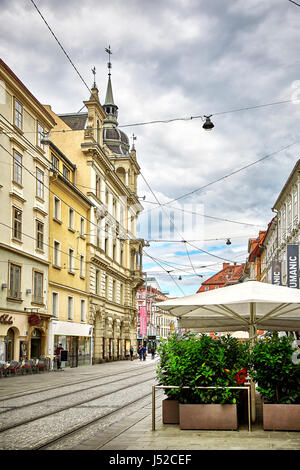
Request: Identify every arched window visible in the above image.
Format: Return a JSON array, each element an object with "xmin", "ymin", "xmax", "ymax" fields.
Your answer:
[{"xmin": 116, "ymin": 167, "xmax": 126, "ymax": 185}]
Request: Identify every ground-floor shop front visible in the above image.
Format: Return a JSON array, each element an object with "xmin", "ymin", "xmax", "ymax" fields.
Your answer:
[
  {"xmin": 0, "ymin": 311, "xmax": 50, "ymax": 362},
  {"xmin": 50, "ymin": 320, "xmax": 93, "ymax": 368},
  {"xmin": 92, "ymin": 304, "xmax": 137, "ymax": 363}
]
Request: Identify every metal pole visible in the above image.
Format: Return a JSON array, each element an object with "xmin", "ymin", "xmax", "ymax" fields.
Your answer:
[
  {"xmin": 247, "ymin": 385, "xmax": 252, "ymax": 432},
  {"xmin": 152, "ymin": 385, "xmax": 156, "ymax": 431}
]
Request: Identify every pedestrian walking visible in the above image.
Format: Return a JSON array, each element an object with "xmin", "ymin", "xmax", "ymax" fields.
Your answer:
[
  {"xmin": 55, "ymin": 343, "xmax": 63, "ymax": 370},
  {"xmin": 142, "ymin": 346, "xmax": 147, "ymax": 361},
  {"xmin": 151, "ymin": 345, "xmax": 155, "ymax": 360},
  {"xmin": 138, "ymin": 345, "xmax": 143, "ymax": 361},
  {"xmin": 130, "ymin": 346, "xmax": 134, "ymax": 361}
]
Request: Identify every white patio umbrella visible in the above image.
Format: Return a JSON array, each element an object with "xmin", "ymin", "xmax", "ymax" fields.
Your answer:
[
  {"xmin": 160, "ymin": 280, "xmax": 300, "ymax": 423},
  {"xmin": 160, "ymin": 280, "xmax": 300, "ymax": 343}
]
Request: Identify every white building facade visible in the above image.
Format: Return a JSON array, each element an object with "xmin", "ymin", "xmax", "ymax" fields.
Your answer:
[{"xmin": 0, "ymin": 59, "xmax": 55, "ymax": 361}]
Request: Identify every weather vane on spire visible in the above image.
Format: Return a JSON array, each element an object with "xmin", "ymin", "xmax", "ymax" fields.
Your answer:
[
  {"xmin": 131, "ymin": 133, "xmax": 137, "ymax": 149},
  {"xmin": 105, "ymin": 45, "xmax": 112, "ymax": 76},
  {"xmin": 92, "ymin": 66, "xmax": 96, "ymax": 87}
]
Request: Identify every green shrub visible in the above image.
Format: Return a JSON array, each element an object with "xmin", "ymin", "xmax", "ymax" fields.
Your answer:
[
  {"xmin": 249, "ymin": 332, "xmax": 300, "ymax": 404},
  {"xmin": 156, "ymin": 332, "xmax": 250, "ymax": 404}
]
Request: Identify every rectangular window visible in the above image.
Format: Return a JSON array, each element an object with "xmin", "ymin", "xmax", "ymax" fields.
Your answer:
[
  {"xmin": 120, "ymin": 242, "xmax": 124, "ymax": 266},
  {"xmin": 68, "ymin": 248, "xmax": 74, "ymax": 273},
  {"xmin": 54, "ymin": 196, "xmax": 61, "ymax": 220},
  {"xmin": 80, "ymin": 217, "xmax": 85, "ymax": 236},
  {"xmin": 37, "ymin": 122, "xmax": 44, "ymax": 150},
  {"xmin": 69, "ymin": 208, "xmax": 74, "ymax": 230},
  {"xmin": 8, "ymin": 263, "xmax": 21, "ymax": 300},
  {"xmin": 113, "ymin": 280, "xmax": 116, "ymax": 301},
  {"xmin": 80, "ymin": 299, "xmax": 86, "ymax": 322},
  {"xmin": 63, "ymin": 165, "xmax": 70, "ymax": 180},
  {"xmin": 96, "ymin": 174, "xmax": 101, "ymax": 199},
  {"xmin": 12, "ymin": 207, "xmax": 22, "ymax": 241},
  {"xmin": 95, "ymin": 270, "xmax": 100, "ymax": 295},
  {"xmin": 36, "ymin": 220, "xmax": 44, "ymax": 250},
  {"xmin": 52, "ymin": 292, "xmax": 58, "ymax": 318},
  {"xmin": 113, "ymin": 198, "xmax": 117, "ymax": 218},
  {"xmin": 53, "ymin": 240, "xmax": 60, "ymax": 267},
  {"xmin": 120, "ymin": 283, "xmax": 123, "ymax": 305},
  {"xmin": 80, "ymin": 255, "xmax": 85, "ymax": 278},
  {"xmin": 96, "ymin": 223, "xmax": 101, "ymax": 248},
  {"xmin": 33, "ymin": 271, "xmax": 43, "ymax": 304},
  {"xmin": 14, "ymin": 98, "xmax": 23, "ymax": 129},
  {"xmin": 105, "ymin": 224, "xmax": 109, "ymax": 254},
  {"xmin": 105, "ymin": 275, "xmax": 109, "ymax": 298},
  {"xmin": 68, "ymin": 296, "xmax": 73, "ymax": 320},
  {"xmin": 51, "ymin": 154, "xmax": 59, "ymax": 171},
  {"xmin": 13, "ymin": 150, "xmax": 22, "ymax": 185},
  {"xmin": 36, "ymin": 168, "xmax": 44, "ymax": 200}
]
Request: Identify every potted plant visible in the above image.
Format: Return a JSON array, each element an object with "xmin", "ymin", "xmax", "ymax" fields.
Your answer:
[
  {"xmin": 250, "ymin": 332, "xmax": 300, "ymax": 431},
  {"xmin": 156, "ymin": 332, "xmax": 189, "ymax": 424},
  {"xmin": 156, "ymin": 332, "xmax": 250, "ymax": 429}
]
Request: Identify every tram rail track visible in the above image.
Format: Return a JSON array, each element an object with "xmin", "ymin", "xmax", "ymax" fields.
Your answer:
[
  {"xmin": 0, "ymin": 366, "xmax": 156, "ymax": 416},
  {"xmin": 0, "ymin": 361, "xmax": 156, "ymax": 401},
  {"xmin": 0, "ymin": 370, "xmax": 156, "ymax": 434},
  {"xmin": 34, "ymin": 391, "xmax": 164, "ymax": 451}
]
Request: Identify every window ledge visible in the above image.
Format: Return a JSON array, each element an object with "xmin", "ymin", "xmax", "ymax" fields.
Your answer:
[{"xmin": 11, "ymin": 237, "xmax": 22, "ymax": 245}]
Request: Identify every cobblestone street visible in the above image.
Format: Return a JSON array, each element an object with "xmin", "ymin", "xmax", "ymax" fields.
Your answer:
[{"xmin": 0, "ymin": 357, "xmax": 299, "ymax": 452}]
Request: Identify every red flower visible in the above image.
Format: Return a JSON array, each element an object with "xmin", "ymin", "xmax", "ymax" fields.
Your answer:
[{"xmin": 235, "ymin": 368, "xmax": 247, "ymax": 385}]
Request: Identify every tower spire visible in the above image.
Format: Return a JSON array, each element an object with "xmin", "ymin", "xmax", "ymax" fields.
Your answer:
[{"xmin": 103, "ymin": 45, "xmax": 118, "ymax": 126}]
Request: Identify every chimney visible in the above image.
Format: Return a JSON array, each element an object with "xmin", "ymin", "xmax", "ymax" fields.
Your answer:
[{"xmin": 223, "ymin": 263, "xmax": 230, "ymax": 269}]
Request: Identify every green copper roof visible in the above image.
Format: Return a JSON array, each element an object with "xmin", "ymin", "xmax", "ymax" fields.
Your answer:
[{"xmin": 104, "ymin": 75, "xmax": 115, "ymax": 105}]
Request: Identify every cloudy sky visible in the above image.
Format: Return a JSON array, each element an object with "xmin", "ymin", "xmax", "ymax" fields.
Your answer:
[{"xmin": 1, "ymin": 0, "xmax": 300, "ymax": 296}]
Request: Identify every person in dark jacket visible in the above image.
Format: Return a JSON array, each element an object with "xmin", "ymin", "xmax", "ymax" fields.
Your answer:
[{"xmin": 55, "ymin": 343, "xmax": 63, "ymax": 370}]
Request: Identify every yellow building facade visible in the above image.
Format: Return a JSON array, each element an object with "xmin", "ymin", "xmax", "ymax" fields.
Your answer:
[
  {"xmin": 44, "ymin": 71, "xmax": 144, "ymax": 363},
  {"xmin": 48, "ymin": 142, "xmax": 93, "ymax": 367}
]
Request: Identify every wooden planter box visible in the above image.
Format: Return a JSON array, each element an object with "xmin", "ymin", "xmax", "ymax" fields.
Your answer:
[
  {"xmin": 179, "ymin": 404, "xmax": 238, "ymax": 430},
  {"xmin": 162, "ymin": 399, "xmax": 179, "ymax": 424},
  {"xmin": 263, "ymin": 404, "xmax": 300, "ymax": 431}
]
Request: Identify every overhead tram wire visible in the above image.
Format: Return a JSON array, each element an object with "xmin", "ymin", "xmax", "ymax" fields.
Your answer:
[
  {"xmin": 0, "ymin": 72, "xmax": 296, "ymax": 136},
  {"xmin": 143, "ymin": 250, "xmax": 186, "ymax": 296},
  {"xmin": 140, "ymin": 199, "xmax": 264, "ymax": 228},
  {"xmin": 0, "ymin": 141, "xmax": 188, "ymax": 296},
  {"xmin": 139, "ymin": 170, "xmax": 205, "ymax": 285},
  {"xmin": 0, "ymin": 133, "xmax": 265, "ymax": 266},
  {"xmin": 29, "ymin": 0, "xmax": 91, "ymax": 95},
  {"xmin": 118, "ymin": 98, "xmax": 296, "ymax": 129},
  {"xmin": 1, "ymin": 135, "xmax": 250, "ymax": 260},
  {"xmin": 0, "ymin": 142, "xmax": 110, "ymax": 240},
  {"xmin": 0, "ymin": 139, "xmax": 231, "ymax": 294},
  {"xmin": 142, "ymin": 138, "xmax": 300, "ymax": 214},
  {"xmin": 139, "ymin": 170, "xmax": 237, "ymax": 269}
]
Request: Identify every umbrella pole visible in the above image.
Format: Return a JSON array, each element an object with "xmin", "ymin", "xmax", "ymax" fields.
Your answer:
[{"xmin": 249, "ymin": 303, "xmax": 257, "ymax": 423}]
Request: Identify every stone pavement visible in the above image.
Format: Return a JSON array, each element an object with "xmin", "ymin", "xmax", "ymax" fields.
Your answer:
[
  {"xmin": 1, "ymin": 358, "xmax": 300, "ymax": 451},
  {"xmin": 73, "ymin": 391, "xmax": 300, "ymax": 451}
]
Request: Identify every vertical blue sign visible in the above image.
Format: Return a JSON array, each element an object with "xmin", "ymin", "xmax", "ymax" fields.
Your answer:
[{"xmin": 287, "ymin": 245, "xmax": 299, "ymax": 288}]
